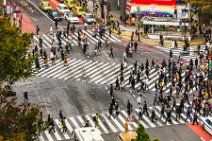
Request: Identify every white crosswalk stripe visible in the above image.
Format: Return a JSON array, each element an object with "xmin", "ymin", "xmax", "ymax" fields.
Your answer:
[
  {"xmin": 33, "ymin": 57, "xmax": 132, "ymax": 85},
  {"xmin": 39, "ymin": 104, "xmax": 207, "ymax": 141},
  {"xmin": 154, "ymin": 45, "xmax": 206, "ymax": 62},
  {"xmin": 32, "ymin": 29, "xmax": 121, "ymax": 50}
]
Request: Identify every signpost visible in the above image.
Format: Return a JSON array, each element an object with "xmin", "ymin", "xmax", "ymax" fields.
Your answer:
[{"xmin": 127, "ymin": 115, "xmax": 134, "ymax": 141}]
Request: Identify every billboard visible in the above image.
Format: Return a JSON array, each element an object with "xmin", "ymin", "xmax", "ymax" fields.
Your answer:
[
  {"xmin": 131, "ymin": 0, "xmax": 176, "ymax": 6},
  {"xmin": 130, "ymin": 5, "xmax": 175, "ymax": 15}
]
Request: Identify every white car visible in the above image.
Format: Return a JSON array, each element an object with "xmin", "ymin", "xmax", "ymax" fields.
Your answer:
[
  {"xmin": 200, "ymin": 116, "xmax": 212, "ymax": 136},
  {"xmin": 64, "ymin": 12, "xmax": 79, "ymax": 24},
  {"xmin": 56, "ymin": 4, "xmax": 70, "ymax": 15},
  {"xmin": 82, "ymin": 13, "xmax": 96, "ymax": 23}
]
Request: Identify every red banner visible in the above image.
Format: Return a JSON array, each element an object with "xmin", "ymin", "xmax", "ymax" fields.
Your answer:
[{"xmin": 131, "ymin": 0, "xmax": 176, "ymax": 6}]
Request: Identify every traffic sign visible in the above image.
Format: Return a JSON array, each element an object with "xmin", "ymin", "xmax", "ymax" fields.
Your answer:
[{"xmin": 127, "ymin": 115, "xmax": 134, "ymax": 122}]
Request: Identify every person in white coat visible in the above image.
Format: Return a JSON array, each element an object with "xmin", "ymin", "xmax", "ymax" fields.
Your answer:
[{"xmin": 49, "ymin": 25, "xmax": 53, "ymax": 35}]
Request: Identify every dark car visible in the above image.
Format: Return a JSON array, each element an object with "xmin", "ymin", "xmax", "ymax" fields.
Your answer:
[
  {"xmin": 58, "ymin": 0, "xmax": 64, "ymax": 2},
  {"xmin": 48, "ymin": 9, "xmax": 62, "ymax": 21}
]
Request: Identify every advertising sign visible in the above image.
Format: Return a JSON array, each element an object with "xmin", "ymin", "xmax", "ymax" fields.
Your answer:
[
  {"xmin": 131, "ymin": 0, "xmax": 176, "ymax": 6},
  {"xmin": 130, "ymin": 5, "xmax": 175, "ymax": 15}
]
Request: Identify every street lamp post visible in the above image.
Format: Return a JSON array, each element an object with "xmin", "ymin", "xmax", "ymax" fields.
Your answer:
[{"xmin": 93, "ymin": 0, "xmax": 95, "ymax": 13}]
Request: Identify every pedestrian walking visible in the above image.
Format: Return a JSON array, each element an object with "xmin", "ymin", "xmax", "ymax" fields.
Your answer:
[
  {"xmin": 195, "ymin": 58, "xmax": 198, "ymax": 69},
  {"xmin": 23, "ymin": 92, "xmax": 28, "ymax": 105},
  {"xmin": 109, "ymin": 84, "xmax": 113, "ymax": 96},
  {"xmin": 143, "ymin": 101, "xmax": 149, "ymax": 116},
  {"xmin": 134, "ymin": 41, "xmax": 138, "ymax": 52},
  {"xmin": 64, "ymin": 54, "xmax": 68, "ymax": 66},
  {"xmin": 49, "ymin": 118, "xmax": 55, "ymax": 133},
  {"xmin": 109, "ymin": 46, "xmax": 114, "ymax": 57},
  {"xmin": 115, "ymin": 101, "xmax": 120, "ymax": 117},
  {"xmin": 153, "ymin": 93, "xmax": 158, "ymax": 106},
  {"xmin": 115, "ymin": 77, "xmax": 120, "ymax": 90},
  {"xmin": 151, "ymin": 109, "xmax": 157, "ymax": 122},
  {"xmin": 59, "ymin": 110, "xmax": 63, "ymax": 121},
  {"xmin": 55, "ymin": 20, "xmax": 58, "ymax": 29},
  {"xmin": 36, "ymin": 25, "xmax": 40, "ymax": 35},
  {"xmin": 138, "ymin": 106, "xmax": 143, "ymax": 120},
  {"xmin": 94, "ymin": 113, "xmax": 99, "ymax": 128},
  {"xmin": 108, "ymin": 104, "xmax": 115, "ymax": 119},
  {"xmin": 131, "ymin": 77, "xmax": 135, "ymax": 90},
  {"xmin": 159, "ymin": 104, "xmax": 165, "ymax": 119},
  {"xmin": 192, "ymin": 111, "xmax": 199, "ymax": 125},
  {"xmin": 49, "ymin": 25, "xmax": 53, "ymax": 35},
  {"xmin": 50, "ymin": 51, "xmax": 56, "ymax": 65},
  {"xmin": 127, "ymin": 100, "xmax": 133, "ymax": 116},
  {"xmin": 165, "ymin": 108, "xmax": 172, "ymax": 124},
  {"xmin": 61, "ymin": 117, "xmax": 67, "ymax": 133},
  {"xmin": 185, "ymin": 107, "xmax": 192, "ymax": 122}
]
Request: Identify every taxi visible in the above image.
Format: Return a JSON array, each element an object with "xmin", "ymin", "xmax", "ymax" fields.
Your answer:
[
  {"xmin": 39, "ymin": 1, "xmax": 52, "ymax": 12},
  {"xmin": 64, "ymin": 0, "xmax": 76, "ymax": 9},
  {"xmin": 72, "ymin": 6, "xmax": 86, "ymax": 16}
]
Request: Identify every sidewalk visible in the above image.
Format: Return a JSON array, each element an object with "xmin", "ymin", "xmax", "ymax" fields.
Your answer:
[{"xmin": 87, "ymin": 1, "xmax": 205, "ymax": 47}]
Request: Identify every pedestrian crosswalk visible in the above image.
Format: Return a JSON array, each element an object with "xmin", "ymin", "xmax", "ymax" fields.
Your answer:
[
  {"xmin": 154, "ymin": 45, "xmax": 206, "ymax": 62},
  {"xmin": 39, "ymin": 104, "xmax": 203, "ymax": 141},
  {"xmin": 33, "ymin": 55, "xmax": 195, "ymax": 95},
  {"xmin": 33, "ymin": 58, "xmax": 134, "ymax": 84},
  {"xmin": 32, "ymin": 29, "xmax": 121, "ymax": 50}
]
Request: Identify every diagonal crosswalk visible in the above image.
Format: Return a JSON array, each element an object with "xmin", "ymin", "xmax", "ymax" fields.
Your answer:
[
  {"xmin": 39, "ymin": 104, "xmax": 207, "ymax": 141},
  {"xmin": 154, "ymin": 45, "xmax": 206, "ymax": 62}
]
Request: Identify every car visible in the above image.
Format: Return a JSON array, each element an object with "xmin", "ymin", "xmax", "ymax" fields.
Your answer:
[
  {"xmin": 82, "ymin": 13, "xmax": 96, "ymax": 23},
  {"xmin": 64, "ymin": 11, "xmax": 79, "ymax": 24},
  {"xmin": 56, "ymin": 4, "xmax": 70, "ymax": 15},
  {"xmin": 200, "ymin": 116, "xmax": 212, "ymax": 136},
  {"xmin": 72, "ymin": 6, "xmax": 86, "ymax": 16},
  {"xmin": 39, "ymin": 1, "xmax": 52, "ymax": 12},
  {"xmin": 57, "ymin": 0, "xmax": 64, "ymax": 2},
  {"xmin": 64, "ymin": 0, "xmax": 76, "ymax": 9},
  {"xmin": 48, "ymin": 9, "xmax": 62, "ymax": 21}
]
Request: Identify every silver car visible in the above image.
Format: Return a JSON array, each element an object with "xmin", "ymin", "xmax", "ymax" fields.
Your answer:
[
  {"xmin": 64, "ymin": 12, "xmax": 79, "ymax": 24},
  {"xmin": 200, "ymin": 116, "xmax": 212, "ymax": 136},
  {"xmin": 82, "ymin": 13, "xmax": 96, "ymax": 23}
]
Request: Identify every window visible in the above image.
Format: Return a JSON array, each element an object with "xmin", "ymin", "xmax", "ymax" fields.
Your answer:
[
  {"xmin": 44, "ymin": 3, "xmax": 50, "ymax": 7},
  {"xmin": 63, "ymin": 6, "xmax": 69, "ymax": 10},
  {"xmin": 86, "ymin": 14, "xmax": 93, "ymax": 18},
  {"xmin": 206, "ymin": 119, "xmax": 212, "ymax": 126}
]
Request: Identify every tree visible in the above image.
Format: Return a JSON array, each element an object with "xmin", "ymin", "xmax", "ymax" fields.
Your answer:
[
  {"xmin": 0, "ymin": 98, "xmax": 40, "ymax": 141},
  {"xmin": 0, "ymin": 18, "xmax": 33, "ymax": 86},
  {"xmin": 136, "ymin": 124, "xmax": 151, "ymax": 141},
  {"xmin": 152, "ymin": 138, "xmax": 160, "ymax": 141},
  {"xmin": 185, "ymin": 0, "xmax": 212, "ymax": 23},
  {"xmin": 0, "ymin": 18, "xmax": 40, "ymax": 141}
]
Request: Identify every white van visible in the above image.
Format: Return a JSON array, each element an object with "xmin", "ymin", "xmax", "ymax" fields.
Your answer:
[{"xmin": 74, "ymin": 127, "xmax": 104, "ymax": 141}]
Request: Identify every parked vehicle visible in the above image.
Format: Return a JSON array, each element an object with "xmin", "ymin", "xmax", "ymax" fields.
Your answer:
[
  {"xmin": 64, "ymin": 0, "xmax": 76, "ymax": 9},
  {"xmin": 200, "ymin": 116, "xmax": 212, "ymax": 136},
  {"xmin": 57, "ymin": 0, "xmax": 64, "ymax": 3},
  {"xmin": 39, "ymin": 1, "xmax": 52, "ymax": 12},
  {"xmin": 82, "ymin": 13, "xmax": 96, "ymax": 23},
  {"xmin": 48, "ymin": 9, "xmax": 62, "ymax": 21},
  {"xmin": 57, "ymin": 4, "xmax": 70, "ymax": 16},
  {"xmin": 64, "ymin": 11, "xmax": 79, "ymax": 24}
]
